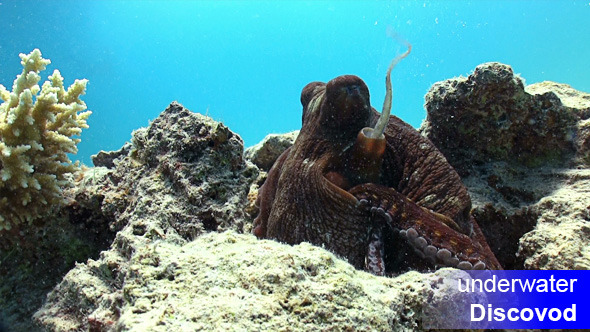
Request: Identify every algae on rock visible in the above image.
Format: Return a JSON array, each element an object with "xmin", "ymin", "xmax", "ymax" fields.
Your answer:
[{"xmin": 0, "ymin": 49, "xmax": 91, "ymax": 230}]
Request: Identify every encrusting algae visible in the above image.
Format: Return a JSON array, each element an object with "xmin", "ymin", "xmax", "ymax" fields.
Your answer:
[{"xmin": 0, "ymin": 49, "xmax": 91, "ymax": 230}]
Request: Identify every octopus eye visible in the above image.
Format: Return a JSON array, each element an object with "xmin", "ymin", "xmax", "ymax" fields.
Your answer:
[{"xmin": 346, "ymin": 84, "xmax": 361, "ymax": 96}]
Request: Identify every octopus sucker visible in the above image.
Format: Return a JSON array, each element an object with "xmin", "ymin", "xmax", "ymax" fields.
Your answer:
[{"xmin": 365, "ymin": 226, "xmax": 386, "ymax": 276}]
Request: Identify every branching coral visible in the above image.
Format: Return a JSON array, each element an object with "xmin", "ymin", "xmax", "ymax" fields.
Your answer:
[{"xmin": 0, "ymin": 49, "xmax": 91, "ymax": 230}]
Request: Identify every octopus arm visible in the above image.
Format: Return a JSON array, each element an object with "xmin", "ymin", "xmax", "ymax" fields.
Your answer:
[
  {"xmin": 253, "ymin": 147, "xmax": 291, "ymax": 238},
  {"xmin": 381, "ymin": 113, "xmax": 472, "ymax": 231},
  {"xmin": 350, "ymin": 183, "xmax": 502, "ymax": 270}
]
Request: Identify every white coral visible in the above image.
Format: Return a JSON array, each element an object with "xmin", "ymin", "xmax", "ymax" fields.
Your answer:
[{"xmin": 0, "ymin": 49, "xmax": 91, "ymax": 230}]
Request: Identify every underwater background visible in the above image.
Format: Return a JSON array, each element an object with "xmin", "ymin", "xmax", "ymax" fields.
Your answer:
[{"xmin": 1, "ymin": 0, "xmax": 589, "ymax": 165}]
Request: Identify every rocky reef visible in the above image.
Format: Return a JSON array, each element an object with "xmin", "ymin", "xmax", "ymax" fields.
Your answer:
[
  {"xmin": 1, "ymin": 62, "xmax": 589, "ymax": 331},
  {"xmin": 1, "ymin": 102, "xmax": 258, "ymax": 331}
]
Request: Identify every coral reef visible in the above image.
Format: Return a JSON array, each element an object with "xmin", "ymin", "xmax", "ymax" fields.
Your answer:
[
  {"xmin": 2, "ymin": 63, "xmax": 589, "ymax": 330},
  {"xmin": 0, "ymin": 49, "xmax": 91, "ymax": 230}
]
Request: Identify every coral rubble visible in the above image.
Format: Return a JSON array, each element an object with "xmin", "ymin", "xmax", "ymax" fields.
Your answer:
[{"xmin": 0, "ymin": 49, "xmax": 91, "ymax": 230}]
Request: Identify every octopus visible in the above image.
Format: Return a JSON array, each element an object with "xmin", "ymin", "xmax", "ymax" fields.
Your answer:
[{"xmin": 253, "ymin": 45, "xmax": 501, "ymax": 275}]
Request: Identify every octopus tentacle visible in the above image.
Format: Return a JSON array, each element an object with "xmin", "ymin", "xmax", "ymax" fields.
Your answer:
[
  {"xmin": 342, "ymin": 43, "xmax": 412, "ymax": 187},
  {"xmin": 351, "ymin": 183, "xmax": 501, "ymax": 271}
]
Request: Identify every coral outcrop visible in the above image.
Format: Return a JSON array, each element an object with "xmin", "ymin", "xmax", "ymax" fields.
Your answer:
[
  {"xmin": 421, "ymin": 62, "xmax": 583, "ymax": 168},
  {"xmin": 30, "ymin": 102, "xmax": 259, "ymax": 330},
  {"xmin": 421, "ymin": 62, "xmax": 590, "ymax": 270},
  {"xmin": 0, "ymin": 49, "xmax": 91, "ymax": 230}
]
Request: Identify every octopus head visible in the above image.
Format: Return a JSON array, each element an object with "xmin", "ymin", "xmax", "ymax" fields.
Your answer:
[{"xmin": 300, "ymin": 75, "xmax": 372, "ymax": 141}]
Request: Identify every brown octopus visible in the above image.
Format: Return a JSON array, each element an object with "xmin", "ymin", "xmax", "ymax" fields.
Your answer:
[{"xmin": 253, "ymin": 48, "xmax": 501, "ymax": 275}]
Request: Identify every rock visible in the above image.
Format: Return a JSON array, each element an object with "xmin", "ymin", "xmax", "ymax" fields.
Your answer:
[
  {"xmin": 526, "ymin": 81, "xmax": 590, "ymax": 115},
  {"xmin": 102, "ymin": 101, "xmax": 258, "ymax": 238},
  {"xmin": 517, "ymin": 169, "xmax": 590, "ymax": 269},
  {"xmin": 0, "ymin": 166, "xmax": 115, "ymax": 332},
  {"xmin": 244, "ymin": 131, "xmax": 299, "ymax": 171},
  {"xmin": 31, "ymin": 102, "xmax": 259, "ymax": 331},
  {"xmin": 577, "ymin": 118, "xmax": 590, "ymax": 165},
  {"xmin": 421, "ymin": 62, "xmax": 586, "ymax": 169},
  {"xmin": 421, "ymin": 62, "xmax": 590, "ymax": 270},
  {"xmin": 35, "ymin": 231, "xmax": 462, "ymax": 331},
  {"xmin": 463, "ymin": 165, "xmax": 590, "ymax": 270},
  {"xmin": 91, "ymin": 142, "xmax": 132, "ymax": 168}
]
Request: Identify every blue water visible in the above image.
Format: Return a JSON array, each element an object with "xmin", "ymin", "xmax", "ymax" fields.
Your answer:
[{"xmin": 1, "ymin": 1, "xmax": 589, "ymax": 165}]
